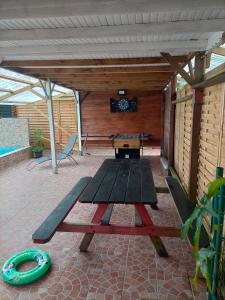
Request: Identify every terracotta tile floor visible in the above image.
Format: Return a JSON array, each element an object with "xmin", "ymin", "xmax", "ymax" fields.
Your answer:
[{"xmin": 0, "ymin": 150, "xmax": 207, "ymax": 299}]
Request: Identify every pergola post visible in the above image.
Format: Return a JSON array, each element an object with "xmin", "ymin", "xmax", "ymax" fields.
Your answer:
[
  {"xmin": 74, "ymin": 90, "xmax": 83, "ymax": 155},
  {"xmin": 168, "ymin": 77, "xmax": 176, "ymax": 168},
  {"xmin": 188, "ymin": 89, "xmax": 203, "ymax": 201},
  {"xmin": 45, "ymin": 80, "xmax": 57, "ymax": 174}
]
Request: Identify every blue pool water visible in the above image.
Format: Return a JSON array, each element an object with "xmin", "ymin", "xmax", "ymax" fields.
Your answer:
[{"xmin": 0, "ymin": 146, "xmax": 21, "ymax": 155}]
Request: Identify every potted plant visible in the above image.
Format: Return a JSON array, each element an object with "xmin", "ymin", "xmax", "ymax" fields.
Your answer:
[{"xmin": 32, "ymin": 128, "xmax": 44, "ymax": 158}]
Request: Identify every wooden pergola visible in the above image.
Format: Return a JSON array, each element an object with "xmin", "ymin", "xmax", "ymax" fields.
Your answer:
[{"xmin": 0, "ymin": 0, "xmax": 225, "ymax": 173}]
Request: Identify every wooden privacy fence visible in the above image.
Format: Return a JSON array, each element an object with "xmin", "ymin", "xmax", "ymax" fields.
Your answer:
[
  {"xmin": 16, "ymin": 100, "xmax": 77, "ymax": 150},
  {"xmin": 174, "ymin": 86, "xmax": 193, "ymax": 192},
  {"xmin": 197, "ymin": 84, "xmax": 225, "ymax": 200},
  {"xmin": 174, "ymin": 83, "xmax": 225, "ymax": 200}
]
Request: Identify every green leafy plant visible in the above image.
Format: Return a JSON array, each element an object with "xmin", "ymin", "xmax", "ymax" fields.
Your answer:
[
  {"xmin": 32, "ymin": 128, "xmax": 44, "ymax": 153},
  {"xmin": 180, "ymin": 177, "xmax": 225, "ymax": 291}
]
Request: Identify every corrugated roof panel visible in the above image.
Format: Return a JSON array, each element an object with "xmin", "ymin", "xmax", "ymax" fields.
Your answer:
[
  {"xmin": 0, "ymin": 68, "xmax": 38, "ymax": 84},
  {"xmin": 0, "ymin": 68, "xmax": 73, "ymax": 103},
  {"xmin": 0, "ymin": 91, "xmax": 8, "ymax": 97},
  {"xmin": 53, "ymin": 85, "xmax": 71, "ymax": 94},
  {"xmin": 0, "ymin": 78, "xmax": 28, "ymax": 90},
  {"xmin": 1, "ymin": 91, "xmax": 41, "ymax": 103},
  {"xmin": 206, "ymin": 53, "xmax": 225, "ymax": 72}
]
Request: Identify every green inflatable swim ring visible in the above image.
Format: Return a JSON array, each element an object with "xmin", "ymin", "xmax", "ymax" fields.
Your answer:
[{"xmin": 2, "ymin": 249, "xmax": 51, "ymax": 286}]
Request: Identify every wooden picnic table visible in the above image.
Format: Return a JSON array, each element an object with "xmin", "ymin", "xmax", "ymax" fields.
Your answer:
[
  {"xmin": 77, "ymin": 159, "xmax": 179, "ymax": 257},
  {"xmin": 33, "ymin": 158, "xmax": 180, "ymax": 257}
]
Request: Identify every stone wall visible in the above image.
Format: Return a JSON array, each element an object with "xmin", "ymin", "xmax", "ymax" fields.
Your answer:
[{"xmin": 0, "ymin": 118, "xmax": 29, "ymax": 147}]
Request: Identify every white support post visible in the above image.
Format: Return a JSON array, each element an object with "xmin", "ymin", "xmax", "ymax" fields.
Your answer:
[
  {"xmin": 46, "ymin": 79, "xmax": 57, "ymax": 174},
  {"xmin": 74, "ymin": 90, "xmax": 83, "ymax": 156}
]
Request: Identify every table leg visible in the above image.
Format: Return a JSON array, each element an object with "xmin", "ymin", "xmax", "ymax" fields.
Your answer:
[
  {"xmin": 79, "ymin": 204, "xmax": 113, "ymax": 252},
  {"xmin": 134, "ymin": 210, "xmax": 142, "ymax": 226},
  {"xmin": 135, "ymin": 204, "xmax": 169, "ymax": 257}
]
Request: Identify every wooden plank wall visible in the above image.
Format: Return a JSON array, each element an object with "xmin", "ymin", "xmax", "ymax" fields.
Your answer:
[
  {"xmin": 81, "ymin": 91, "xmax": 162, "ymax": 145},
  {"xmin": 197, "ymin": 83, "xmax": 225, "ymax": 199},
  {"xmin": 174, "ymin": 87, "xmax": 193, "ymax": 191},
  {"xmin": 16, "ymin": 100, "xmax": 77, "ymax": 149}
]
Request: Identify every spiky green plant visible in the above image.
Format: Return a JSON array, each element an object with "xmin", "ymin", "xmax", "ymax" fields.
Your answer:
[{"xmin": 180, "ymin": 178, "xmax": 225, "ymax": 291}]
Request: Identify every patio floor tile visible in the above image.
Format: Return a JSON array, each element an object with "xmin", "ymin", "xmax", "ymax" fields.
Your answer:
[
  {"xmin": 122, "ymin": 269, "xmax": 157, "ymax": 300},
  {"xmin": 0, "ymin": 153, "xmax": 207, "ymax": 299}
]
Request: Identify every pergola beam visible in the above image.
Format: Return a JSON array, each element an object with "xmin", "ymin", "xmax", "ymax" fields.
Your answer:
[
  {"xmin": 14, "ymin": 66, "xmax": 174, "ymax": 74},
  {"xmin": 1, "ymin": 0, "xmax": 224, "ymax": 19},
  {"xmin": 192, "ymin": 71, "xmax": 225, "ymax": 88},
  {"xmin": 160, "ymin": 52, "xmax": 194, "ymax": 85},
  {"xmin": 205, "ymin": 62, "xmax": 225, "ymax": 80},
  {"xmin": 0, "ymin": 41, "xmax": 207, "ymax": 56},
  {"xmin": 1, "ymin": 56, "xmax": 187, "ymax": 67},
  {"xmin": 56, "ymin": 86, "xmax": 163, "ymax": 92},
  {"xmin": 0, "ymin": 19, "xmax": 225, "ymax": 43},
  {"xmin": 26, "ymin": 74, "xmax": 171, "ymax": 81}
]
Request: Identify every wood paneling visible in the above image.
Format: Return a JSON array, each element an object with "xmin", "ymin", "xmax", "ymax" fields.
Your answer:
[
  {"xmin": 81, "ymin": 91, "xmax": 162, "ymax": 145},
  {"xmin": 16, "ymin": 100, "xmax": 77, "ymax": 149}
]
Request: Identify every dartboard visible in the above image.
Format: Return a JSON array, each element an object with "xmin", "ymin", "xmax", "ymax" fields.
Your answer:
[{"xmin": 118, "ymin": 98, "xmax": 129, "ymax": 111}]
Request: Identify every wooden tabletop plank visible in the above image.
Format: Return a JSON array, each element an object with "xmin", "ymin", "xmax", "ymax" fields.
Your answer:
[
  {"xmin": 109, "ymin": 160, "xmax": 130, "ymax": 203},
  {"xmin": 125, "ymin": 160, "xmax": 141, "ymax": 203},
  {"xmin": 79, "ymin": 160, "xmax": 111, "ymax": 203},
  {"xmin": 93, "ymin": 162, "xmax": 120, "ymax": 203},
  {"xmin": 140, "ymin": 159, "xmax": 157, "ymax": 204},
  {"xmin": 79, "ymin": 159, "xmax": 157, "ymax": 204}
]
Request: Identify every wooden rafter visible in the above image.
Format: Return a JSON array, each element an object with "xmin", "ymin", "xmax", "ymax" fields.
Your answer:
[
  {"xmin": 1, "ymin": 56, "xmax": 187, "ymax": 68},
  {"xmin": 205, "ymin": 62, "xmax": 225, "ymax": 80},
  {"xmin": 13, "ymin": 66, "xmax": 174, "ymax": 74},
  {"xmin": 213, "ymin": 47, "xmax": 225, "ymax": 56},
  {"xmin": 20, "ymin": 73, "xmax": 172, "ymax": 80},
  {"xmin": 160, "ymin": 52, "xmax": 194, "ymax": 85},
  {"xmin": 192, "ymin": 70, "xmax": 225, "ymax": 88}
]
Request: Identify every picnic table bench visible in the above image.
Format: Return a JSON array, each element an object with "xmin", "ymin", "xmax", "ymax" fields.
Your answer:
[{"xmin": 33, "ymin": 159, "xmax": 182, "ymax": 257}]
